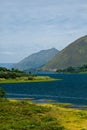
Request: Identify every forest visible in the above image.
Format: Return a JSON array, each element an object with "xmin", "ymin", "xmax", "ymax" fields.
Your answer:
[{"xmin": 56, "ymin": 64, "xmax": 87, "ymax": 73}]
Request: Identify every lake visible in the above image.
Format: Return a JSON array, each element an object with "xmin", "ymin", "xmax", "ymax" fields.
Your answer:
[{"xmin": 1, "ymin": 74, "xmax": 87, "ymax": 105}]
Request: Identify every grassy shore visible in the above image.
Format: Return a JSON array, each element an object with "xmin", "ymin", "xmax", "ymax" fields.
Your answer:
[
  {"xmin": 0, "ymin": 76, "xmax": 58, "ymax": 84},
  {"xmin": 0, "ymin": 98, "xmax": 87, "ymax": 130}
]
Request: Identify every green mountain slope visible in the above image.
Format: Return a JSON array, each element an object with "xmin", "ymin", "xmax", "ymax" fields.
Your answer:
[
  {"xmin": 42, "ymin": 35, "xmax": 87, "ymax": 71},
  {"xmin": 13, "ymin": 48, "xmax": 58, "ymax": 71}
]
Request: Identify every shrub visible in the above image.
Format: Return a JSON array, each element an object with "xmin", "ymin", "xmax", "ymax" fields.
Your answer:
[{"xmin": 0, "ymin": 87, "xmax": 6, "ymax": 98}]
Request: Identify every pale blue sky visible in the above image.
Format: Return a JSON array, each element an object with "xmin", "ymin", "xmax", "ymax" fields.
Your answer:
[{"xmin": 0, "ymin": 0, "xmax": 87, "ymax": 63}]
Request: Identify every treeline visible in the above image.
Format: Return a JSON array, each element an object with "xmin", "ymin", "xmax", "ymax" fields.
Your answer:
[
  {"xmin": 56, "ymin": 64, "xmax": 87, "ymax": 73},
  {"xmin": 0, "ymin": 67, "xmax": 26, "ymax": 79}
]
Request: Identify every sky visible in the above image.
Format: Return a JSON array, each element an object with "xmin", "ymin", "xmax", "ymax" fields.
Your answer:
[{"xmin": 0, "ymin": 0, "xmax": 87, "ymax": 63}]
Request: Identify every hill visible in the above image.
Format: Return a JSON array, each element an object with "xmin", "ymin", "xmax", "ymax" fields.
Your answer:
[
  {"xmin": 41, "ymin": 35, "xmax": 87, "ymax": 71},
  {"xmin": 0, "ymin": 63, "xmax": 13, "ymax": 69},
  {"xmin": 13, "ymin": 48, "xmax": 58, "ymax": 71}
]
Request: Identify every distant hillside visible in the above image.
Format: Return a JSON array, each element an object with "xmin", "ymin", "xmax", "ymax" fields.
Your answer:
[
  {"xmin": 42, "ymin": 35, "xmax": 87, "ymax": 71},
  {"xmin": 13, "ymin": 48, "xmax": 58, "ymax": 71},
  {"xmin": 0, "ymin": 63, "xmax": 13, "ymax": 69}
]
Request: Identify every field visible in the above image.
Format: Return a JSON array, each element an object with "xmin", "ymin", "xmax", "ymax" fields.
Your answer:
[
  {"xmin": 0, "ymin": 98, "xmax": 87, "ymax": 130},
  {"xmin": 0, "ymin": 76, "xmax": 57, "ymax": 84}
]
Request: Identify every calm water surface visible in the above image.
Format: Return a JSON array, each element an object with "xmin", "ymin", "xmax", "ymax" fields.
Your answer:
[{"xmin": 1, "ymin": 74, "xmax": 87, "ymax": 105}]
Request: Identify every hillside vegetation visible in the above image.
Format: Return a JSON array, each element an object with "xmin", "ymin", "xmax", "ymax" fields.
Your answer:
[
  {"xmin": 42, "ymin": 35, "xmax": 87, "ymax": 71},
  {"xmin": 56, "ymin": 64, "xmax": 87, "ymax": 73}
]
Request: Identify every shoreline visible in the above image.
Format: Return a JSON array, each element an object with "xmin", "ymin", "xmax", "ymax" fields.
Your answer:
[
  {"xmin": 8, "ymin": 98, "xmax": 87, "ymax": 110},
  {"xmin": 1, "ymin": 98, "xmax": 87, "ymax": 130},
  {"xmin": 0, "ymin": 76, "xmax": 59, "ymax": 84}
]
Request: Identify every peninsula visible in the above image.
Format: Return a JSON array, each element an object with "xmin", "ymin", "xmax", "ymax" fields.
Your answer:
[{"xmin": 0, "ymin": 67, "xmax": 56, "ymax": 83}]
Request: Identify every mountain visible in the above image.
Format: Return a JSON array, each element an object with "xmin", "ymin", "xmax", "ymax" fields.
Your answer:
[
  {"xmin": 0, "ymin": 63, "xmax": 13, "ymax": 69},
  {"xmin": 13, "ymin": 48, "xmax": 58, "ymax": 71},
  {"xmin": 41, "ymin": 35, "xmax": 87, "ymax": 71}
]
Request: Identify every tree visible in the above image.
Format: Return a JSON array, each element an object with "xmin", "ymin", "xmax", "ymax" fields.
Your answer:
[
  {"xmin": 0, "ymin": 87, "xmax": 6, "ymax": 98},
  {"xmin": 66, "ymin": 66, "xmax": 75, "ymax": 72}
]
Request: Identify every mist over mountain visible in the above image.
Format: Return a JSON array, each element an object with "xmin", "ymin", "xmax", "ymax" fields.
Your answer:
[
  {"xmin": 0, "ymin": 63, "xmax": 13, "ymax": 69},
  {"xmin": 41, "ymin": 35, "xmax": 87, "ymax": 71},
  {"xmin": 13, "ymin": 48, "xmax": 58, "ymax": 71}
]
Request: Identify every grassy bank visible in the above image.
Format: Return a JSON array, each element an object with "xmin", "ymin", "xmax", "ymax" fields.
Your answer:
[
  {"xmin": 0, "ymin": 67, "xmax": 59, "ymax": 83},
  {"xmin": 0, "ymin": 76, "xmax": 58, "ymax": 84},
  {"xmin": 0, "ymin": 99, "xmax": 87, "ymax": 130}
]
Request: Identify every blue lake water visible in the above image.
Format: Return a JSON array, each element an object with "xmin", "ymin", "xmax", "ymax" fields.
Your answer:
[{"xmin": 1, "ymin": 74, "xmax": 87, "ymax": 105}]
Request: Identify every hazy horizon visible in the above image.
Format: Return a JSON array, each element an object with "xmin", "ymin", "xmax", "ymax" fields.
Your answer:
[{"xmin": 0, "ymin": 0, "xmax": 87, "ymax": 63}]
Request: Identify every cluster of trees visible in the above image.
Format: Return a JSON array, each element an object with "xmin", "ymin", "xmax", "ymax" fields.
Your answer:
[
  {"xmin": 0, "ymin": 67, "xmax": 37, "ymax": 80},
  {"xmin": 0, "ymin": 67, "xmax": 26, "ymax": 79},
  {"xmin": 56, "ymin": 64, "xmax": 87, "ymax": 73}
]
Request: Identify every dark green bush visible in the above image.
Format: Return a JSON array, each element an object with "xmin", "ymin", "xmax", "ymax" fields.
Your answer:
[{"xmin": 0, "ymin": 87, "xmax": 6, "ymax": 98}]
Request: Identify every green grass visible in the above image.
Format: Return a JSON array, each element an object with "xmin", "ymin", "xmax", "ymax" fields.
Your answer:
[
  {"xmin": 0, "ymin": 99, "xmax": 65, "ymax": 130},
  {"xmin": 0, "ymin": 99, "xmax": 87, "ymax": 130},
  {"xmin": 0, "ymin": 76, "xmax": 58, "ymax": 84}
]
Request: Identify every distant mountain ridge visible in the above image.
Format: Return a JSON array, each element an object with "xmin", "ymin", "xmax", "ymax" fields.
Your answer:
[
  {"xmin": 0, "ymin": 63, "xmax": 13, "ymax": 69},
  {"xmin": 13, "ymin": 48, "xmax": 58, "ymax": 71},
  {"xmin": 41, "ymin": 35, "xmax": 87, "ymax": 71}
]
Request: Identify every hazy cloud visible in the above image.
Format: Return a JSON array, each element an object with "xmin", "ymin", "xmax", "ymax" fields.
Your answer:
[{"xmin": 0, "ymin": 0, "xmax": 87, "ymax": 62}]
